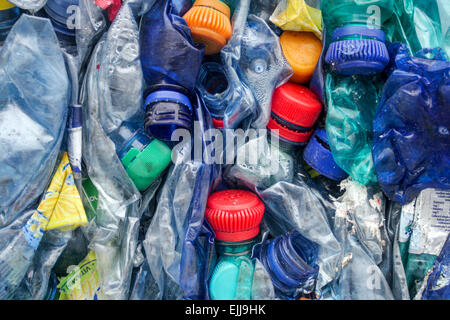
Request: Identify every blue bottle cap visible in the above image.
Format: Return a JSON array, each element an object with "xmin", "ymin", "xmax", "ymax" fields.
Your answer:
[
  {"xmin": 0, "ymin": 7, "xmax": 20, "ymax": 41},
  {"xmin": 44, "ymin": 0, "xmax": 78, "ymax": 40},
  {"xmin": 325, "ymin": 26, "xmax": 389, "ymax": 75},
  {"xmin": 303, "ymin": 129, "xmax": 348, "ymax": 181},
  {"xmin": 144, "ymin": 89, "xmax": 193, "ymax": 142}
]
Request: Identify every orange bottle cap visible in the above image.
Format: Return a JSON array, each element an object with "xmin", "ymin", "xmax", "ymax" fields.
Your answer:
[
  {"xmin": 280, "ymin": 31, "xmax": 322, "ymax": 84},
  {"xmin": 183, "ymin": 0, "xmax": 233, "ymax": 55}
]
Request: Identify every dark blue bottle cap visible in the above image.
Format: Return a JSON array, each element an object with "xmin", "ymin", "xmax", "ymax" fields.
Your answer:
[
  {"xmin": 303, "ymin": 129, "xmax": 348, "ymax": 181},
  {"xmin": 325, "ymin": 26, "xmax": 389, "ymax": 75},
  {"xmin": 144, "ymin": 89, "xmax": 193, "ymax": 142}
]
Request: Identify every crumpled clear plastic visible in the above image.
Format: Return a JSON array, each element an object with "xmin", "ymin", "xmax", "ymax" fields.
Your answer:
[
  {"xmin": 8, "ymin": 0, "xmax": 46, "ymax": 11},
  {"xmin": 139, "ymin": 0, "xmax": 203, "ymax": 91},
  {"xmin": 220, "ymin": 0, "xmax": 292, "ymax": 129},
  {"xmin": 331, "ymin": 179, "xmax": 394, "ymax": 300},
  {"xmin": 395, "ymin": 188, "xmax": 450, "ymax": 299},
  {"xmin": 325, "ymin": 73, "xmax": 383, "ymax": 186},
  {"xmin": 270, "ymin": 0, "xmax": 323, "ymax": 40},
  {"xmin": 372, "ymin": 44, "xmax": 450, "ymax": 204},
  {"xmin": 225, "ymin": 153, "xmax": 342, "ymax": 298},
  {"xmin": 76, "ymin": 0, "xmax": 108, "ymax": 69},
  {"xmin": 14, "ymin": 230, "xmax": 72, "ymax": 300},
  {"xmin": 223, "ymin": 133, "xmax": 295, "ymax": 191},
  {"xmin": 0, "ymin": 14, "xmax": 70, "ymax": 227},
  {"xmin": 81, "ymin": 3, "xmax": 161, "ymax": 300},
  {"xmin": 386, "ymin": 0, "xmax": 450, "ymax": 59},
  {"xmin": 419, "ymin": 234, "xmax": 450, "ymax": 300},
  {"xmin": 142, "ymin": 91, "xmax": 220, "ymax": 300}
]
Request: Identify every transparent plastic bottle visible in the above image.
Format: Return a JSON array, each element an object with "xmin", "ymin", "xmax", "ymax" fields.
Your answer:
[
  {"xmin": 205, "ymin": 190, "xmax": 265, "ymax": 300},
  {"xmin": 321, "ymin": 0, "xmax": 394, "ymax": 75}
]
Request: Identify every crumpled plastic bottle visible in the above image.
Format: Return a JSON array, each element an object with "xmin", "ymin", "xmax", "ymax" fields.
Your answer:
[
  {"xmin": 80, "ymin": 3, "xmax": 162, "ymax": 300},
  {"xmin": 331, "ymin": 179, "xmax": 394, "ymax": 300},
  {"xmin": 396, "ymin": 188, "xmax": 450, "ymax": 299},
  {"xmin": 0, "ymin": 14, "xmax": 70, "ymax": 227},
  {"xmin": 140, "ymin": 0, "xmax": 203, "ymax": 142},
  {"xmin": 372, "ymin": 44, "xmax": 450, "ymax": 204},
  {"xmin": 386, "ymin": 0, "xmax": 450, "ymax": 59},
  {"xmin": 325, "ymin": 73, "xmax": 383, "ymax": 186},
  {"xmin": 218, "ymin": 0, "xmax": 292, "ymax": 129},
  {"xmin": 419, "ymin": 234, "xmax": 450, "ymax": 300},
  {"xmin": 255, "ymin": 231, "xmax": 320, "ymax": 299},
  {"xmin": 142, "ymin": 90, "xmax": 221, "ymax": 300}
]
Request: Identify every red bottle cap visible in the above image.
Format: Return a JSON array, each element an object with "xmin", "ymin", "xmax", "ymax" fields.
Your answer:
[
  {"xmin": 267, "ymin": 82, "xmax": 322, "ymax": 144},
  {"xmin": 205, "ymin": 190, "xmax": 265, "ymax": 242}
]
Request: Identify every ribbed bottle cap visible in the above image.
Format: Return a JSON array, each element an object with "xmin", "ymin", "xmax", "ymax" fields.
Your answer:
[
  {"xmin": 325, "ymin": 26, "xmax": 389, "ymax": 75},
  {"xmin": 183, "ymin": 0, "xmax": 232, "ymax": 55},
  {"xmin": 205, "ymin": 190, "xmax": 265, "ymax": 242},
  {"xmin": 303, "ymin": 129, "xmax": 348, "ymax": 181},
  {"xmin": 267, "ymin": 82, "xmax": 322, "ymax": 144},
  {"xmin": 121, "ymin": 139, "xmax": 172, "ymax": 191}
]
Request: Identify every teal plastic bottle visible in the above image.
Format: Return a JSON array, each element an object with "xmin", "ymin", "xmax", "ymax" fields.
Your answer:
[
  {"xmin": 205, "ymin": 190, "xmax": 265, "ymax": 300},
  {"xmin": 321, "ymin": 0, "xmax": 394, "ymax": 75}
]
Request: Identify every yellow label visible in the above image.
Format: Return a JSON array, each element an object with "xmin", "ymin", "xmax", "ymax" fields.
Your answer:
[
  {"xmin": 39, "ymin": 152, "xmax": 88, "ymax": 231},
  {"xmin": 58, "ymin": 251, "xmax": 103, "ymax": 300},
  {"xmin": 0, "ymin": 0, "xmax": 15, "ymax": 10},
  {"xmin": 270, "ymin": 0, "xmax": 323, "ymax": 40}
]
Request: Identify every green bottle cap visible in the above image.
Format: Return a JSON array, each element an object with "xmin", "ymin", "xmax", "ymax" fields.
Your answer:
[{"xmin": 121, "ymin": 139, "xmax": 172, "ymax": 191}]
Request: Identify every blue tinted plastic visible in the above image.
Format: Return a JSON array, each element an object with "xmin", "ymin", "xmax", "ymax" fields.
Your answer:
[
  {"xmin": 113, "ymin": 122, "xmax": 153, "ymax": 160},
  {"xmin": 0, "ymin": 14, "xmax": 70, "ymax": 227},
  {"xmin": 219, "ymin": 0, "xmax": 292, "ymax": 129},
  {"xmin": 81, "ymin": 3, "xmax": 162, "ymax": 299},
  {"xmin": 421, "ymin": 235, "xmax": 450, "ymax": 300},
  {"xmin": 257, "ymin": 231, "xmax": 320, "ymax": 299},
  {"xmin": 139, "ymin": 0, "xmax": 203, "ymax": 91},
  {"xmin": 372, "ymin": 44, "xmax": 450, "ymax": 204},
  {"xmin": 142, "ymin": 90, "xmax": 221, "ymax": 300},
  {"xmin": 0, "ymin": 7, "xmax": 20, "ymax": 42}
]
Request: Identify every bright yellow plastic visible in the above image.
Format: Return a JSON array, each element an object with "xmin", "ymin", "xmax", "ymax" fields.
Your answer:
[
  {"xmin": 37, "ymin": 152, "xmax": 88, "ymax": 232},
  {"xmin": 270, "ymin": 0, "xmax": 323, "ymax": 40},
  {"xmin": 0, "ymin": 0, "xmax": 15, "ymax": 10}
]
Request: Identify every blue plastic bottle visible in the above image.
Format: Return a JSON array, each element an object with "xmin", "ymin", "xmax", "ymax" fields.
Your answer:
[
  {"xmin": 140, "ymin": 0, "xmax": 203, "ymax": 142},
  {"xmin": 205, "ymin": 190, "xmax": 265, "ymax": 300}
]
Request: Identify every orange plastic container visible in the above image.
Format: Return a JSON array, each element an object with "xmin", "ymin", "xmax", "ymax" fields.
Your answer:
[
  {"xmin": 183, "ymin": 0, "xmax": 233, "ymax": 55},
  {"xmin": 280, "ymin": 31, "xmax": 322, "ymax": 84}
]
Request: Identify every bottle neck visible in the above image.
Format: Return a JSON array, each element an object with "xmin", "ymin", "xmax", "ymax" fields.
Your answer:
[{"xmin": 216, "ymin": 239, "xmax": 255, "ymax": 257}]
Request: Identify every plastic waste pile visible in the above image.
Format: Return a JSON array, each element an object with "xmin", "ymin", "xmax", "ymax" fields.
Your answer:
[{"xmin": 0, "ymin": 0, "xmax": 448, "ymax": 300}]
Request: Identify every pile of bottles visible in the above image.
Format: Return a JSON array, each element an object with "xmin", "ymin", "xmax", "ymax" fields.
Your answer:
[{"xmin": 0, "ymin": 0, "xmax": 449, "ymax": 301}]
